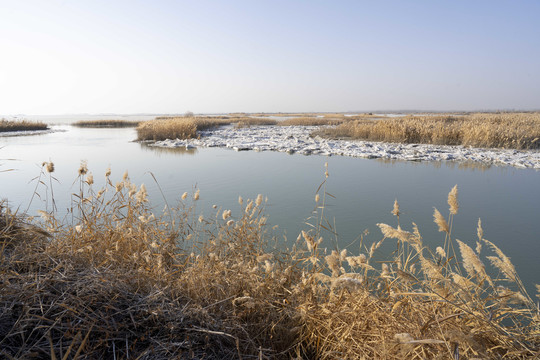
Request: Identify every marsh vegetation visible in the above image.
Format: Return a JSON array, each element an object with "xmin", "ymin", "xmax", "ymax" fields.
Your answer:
[
  {"xmin": 0, "ymin": 119, "xmax": 48, "ymax": 132},
  {"xmin": 137, "ymin": 112, "xmax": 540, "ymax": 151},
  {"xmin": 314, "ymin": 112, "xmax": 540, "ymax": 150},
  {"xmin": 137, "ymin": 116, "xmax": 277, "ymax": 141},
  {"xmin": 72, "ymin": 120, "xmax": 142, "ymax": 128},
  {"xmin": 1, "ymin": 164, "xmax": 538, "ymax": 359}
]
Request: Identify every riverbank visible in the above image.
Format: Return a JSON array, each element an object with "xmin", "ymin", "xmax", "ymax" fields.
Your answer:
[
  {"xmin": 1, "ymin": 168, "xmax": 538, "ymax": 359},
  {"xmin": 150, "ymin": 125, "xmax": 540, "ymax": 169}
]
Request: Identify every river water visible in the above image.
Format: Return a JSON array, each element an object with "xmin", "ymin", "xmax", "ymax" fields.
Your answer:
[{"xmin": 1, "ymin": 122, "xmax": 539, "ymax": 293}]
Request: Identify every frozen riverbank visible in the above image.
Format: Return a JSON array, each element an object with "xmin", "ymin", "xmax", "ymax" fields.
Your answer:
[{"xmin": 150, "ymin": 125, "xmax": 540, "ymax": 169}]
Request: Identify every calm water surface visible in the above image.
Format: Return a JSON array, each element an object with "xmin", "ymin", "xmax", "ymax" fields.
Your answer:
[{"xmin": 1, "ymin": 125, "xmax": 539, "ymax": 293}]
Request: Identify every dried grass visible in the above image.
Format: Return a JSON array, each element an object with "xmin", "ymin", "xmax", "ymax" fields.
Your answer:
[
  {"xmin": 314, "ymin": 112, "xmax": 540, "ymax": 149},
  {"xmin": 279, "ymin": 114, "xmax": 383, "ymax": 126},
  {"xmin": 72, "ymin": 120, "xmax": 141, "ymax": 128},
  {"xmin": 137, "ymin": 116, "xmax": 276, "ymax": 141},
  {"xmin": 278, "ymin": 117, "xmax": 346, "ymax": 126},
  {"xmin": 0, "ymin": 119, "xmax": 48, "ymax": 132},
  {"xmin": 234, "ymin": 118, "xmax": 277, "ymax": 128},
  {"xmin": 1, "ymin": 168, "xmax": 538, "ymax": 359}
]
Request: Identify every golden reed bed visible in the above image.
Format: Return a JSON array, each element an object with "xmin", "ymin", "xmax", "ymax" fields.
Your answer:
[
  {"xmin": 137, "ymin": 116, "xmax": 277, "ymax": 141},
  {"xmin": 137, "ymin": 112, "xmax": 540, "ymax": 150},
  {"xmin": 1, "ymin": 163, "xmax": 538, "ymax": 359},
  {"xmin": 0, "ymin": 119, "xmax": 48, "ymax": 132},
  {"xmin": 314, "ymin": 113, "xmax": 540, "ymax": 150},
  {"xmin": 72, "ymin": 120, "xmax": 142, "ymax": 128}
]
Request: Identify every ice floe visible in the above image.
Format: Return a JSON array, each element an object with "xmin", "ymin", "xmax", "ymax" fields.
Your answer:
[
  {"xmin": 150, "ymin": 125, "xmax": 540, "ymax": 169},
  {"xmin": 0, "ymin": 129, "xmax": 58, "ymax": 137}
]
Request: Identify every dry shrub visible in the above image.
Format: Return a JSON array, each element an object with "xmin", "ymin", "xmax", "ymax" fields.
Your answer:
[
  {"xmin": 314, "ymin": 112, "xmax": 540, "ymax": 149},
  {"xmin": 1, "ymin": 168, "xmax": 539, "ymax": 359},
  {"xmin": 0, "ymin": 119, "xmax": 48, "ymax": 132}
]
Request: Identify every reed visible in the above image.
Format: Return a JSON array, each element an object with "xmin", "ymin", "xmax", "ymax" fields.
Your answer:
[
  {"xmin": 137, "ymin": 116, "xmax": 276, "ymax": 141},
  {"xmin": 278, "ymin": 117, "xmax": 346, "ymax": 126},
  {"xmin": 72, "ymin": 120, "xmax": 142, "ymax": 127},
  {"xmin": 250, "ymin": 113, "xmax": 319, "ymax": 118},
  {"xmin": 1, "ymin": 166, "xmax": 538, "ymax": 359},
  {"xmin": 136, "ymin": 117, "xmax": 199, "ymax": 141},
  {"xmin": 0, "ymin": 119, "xmax": 48, "ymax": 132},
  {"xmin": 234, "ymin": 118, "xmax": 277, "ymax": 128},
  {"xmin": 314, "ymin": 112, "xmax": 540, "ymax": 149},
  {"xmin": 278, "ymin": 114, "xmax": 389, "ymax": 126}
]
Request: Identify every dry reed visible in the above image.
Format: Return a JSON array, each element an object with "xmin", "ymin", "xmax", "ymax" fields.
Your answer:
[
  {"xmin": 278, "ymin": 117, "xmax": 346, "ymax": 126},
  {"xmin": 0, "ymin": 119, "xmax": 48, "ymax": 132},
  {"xmin": 1, "ymin": 166, "xmax": 538, "ymax": 359},
  {"xmin": 72, "ymin": 120, "xmax": 142, "ymax": 128},
  {"xmin": 314, "ymin": 112, "xmax": 540, "ymax": 150},
  {"xmin": 278, "ymin": 114, "xmax": 383, "ymax": 126},
  {"xmin": 137, "ymin": 116, "xmax": 276, "ymax": 141}
]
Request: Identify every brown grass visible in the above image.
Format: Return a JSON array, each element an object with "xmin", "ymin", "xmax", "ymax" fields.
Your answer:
[
  {"xmin": 278, "ymin": 114, "xmax": 390, "ymax": 126},
  {"xmin": 250, "ymin": 113, "xmax": 319, "ymax": 118},
  {"xmin": 1, "ymin": 166, "xmax": 538, "ymax": 359},
  {"xmin": 72, "ymin": 120, "xmax": 142, "ymax": 128},
  {"xmin": 234, "ymin": 118, "xmax": 277, "ymax": 128},
  {"xmin": 0, "ymin": 119, "xmax": 48, "ymax": 132},
  {"xmin": 137, "ymin": 117, "xmax": 200, "ymax": 140},
  {"xmin": 137, "ymin": 116, "xmax": 276, "ymax": 141},
  {"xmin": 314, "ymin": 112, "xmax": 540, "ymax": 149},
  {"xmin": 278, "ymin": 117, "xmax": 346, "ymax": 126},
  {"xmin": 251, "ymin": 112, "xmax": 379, "ymax": 118}
]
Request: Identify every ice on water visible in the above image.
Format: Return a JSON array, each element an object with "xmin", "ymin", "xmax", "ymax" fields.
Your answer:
[{"xmin": 151, "ymin": 125, "xmax": 540, "ymax": 169}]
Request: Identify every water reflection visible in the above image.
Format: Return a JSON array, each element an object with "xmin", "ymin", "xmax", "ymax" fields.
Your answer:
[
  {"xmin": 374, "ymin": 157, "xmax": 494, "ymax": 172},
  {"xmin": 139, "ymin": 143, "xmax": 198, "ymax": 156},
  {"xmin": 453, "ymin": 161, "xmax": 493, "ymax": 172}
]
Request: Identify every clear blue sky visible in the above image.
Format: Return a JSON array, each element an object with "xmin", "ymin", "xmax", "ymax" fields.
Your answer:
[{"xmin": 1, "ymin": 0, "xmax": 539, "ymax": 114}]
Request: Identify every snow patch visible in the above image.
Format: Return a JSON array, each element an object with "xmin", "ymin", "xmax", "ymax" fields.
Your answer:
[{"xmin": 150, "ymin": 126, "xmax": 540, "ymax": 169}]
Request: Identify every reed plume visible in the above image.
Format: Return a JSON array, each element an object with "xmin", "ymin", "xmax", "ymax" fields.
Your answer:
[{"xmin": 433, "ymin": 208, "xmax": 449, "ymax": 233}]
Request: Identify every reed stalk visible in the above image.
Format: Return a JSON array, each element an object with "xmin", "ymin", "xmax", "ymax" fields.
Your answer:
[{"xmin": 1, "ymin": 166, "xmax": 538, "ymax": 359}]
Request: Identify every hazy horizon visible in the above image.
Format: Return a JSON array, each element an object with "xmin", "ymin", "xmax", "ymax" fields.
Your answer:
[
  {"xmin": 4, "ymin": 108, "xmax": 540, "ymax": 118},
  {"xmin": 1, "ymin": 0, "xmax": 539, "ymax": 115}
]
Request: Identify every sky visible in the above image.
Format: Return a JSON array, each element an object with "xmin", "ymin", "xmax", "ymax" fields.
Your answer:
[{"xmin": 0, "ymin": 0, "xmax": 539, "ymax": 115}]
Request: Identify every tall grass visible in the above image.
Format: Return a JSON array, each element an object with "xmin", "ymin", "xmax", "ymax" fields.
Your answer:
[
  {"xmin": 0, "ymin": 119, "xmax": 48, "ymax": 132},
  {"xmin": 72, "ymin": 120, "xmax": 141, "ymax": 128},
  {"xmin": 137, "ymin": 116, "xmax": 277, "ymax": 141},
  {"xmin": 277, "ymin": 114, "xmax": 384, "ymax": 126},
  {"xmin": 1, "ymin": 164, "xmax": 538, "ymax": 358},
  {"xmin": 314, "ymin": 113, "xmax": 540, "ymax": 149},
  {"xmin": 278, "ymin": 117, "xmax": 346, "ymax": 126},
  {"xmin": 234, "ymin": 118, "xmax": 277, "ymax": 128}
]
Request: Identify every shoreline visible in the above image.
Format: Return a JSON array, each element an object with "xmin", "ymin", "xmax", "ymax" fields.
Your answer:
[{"xmin": 149, "ymin": 125, "xmax": 540, "ymax": 169}]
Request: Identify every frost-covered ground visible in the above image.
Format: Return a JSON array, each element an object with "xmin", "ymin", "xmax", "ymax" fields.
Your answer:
[{"xmin": 151, "ymin": 125, "xmax": 540, "ymax": 169}]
